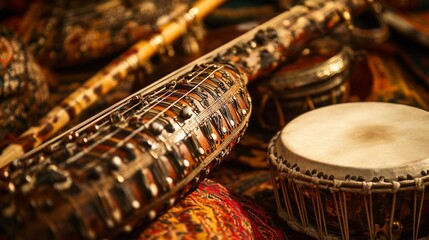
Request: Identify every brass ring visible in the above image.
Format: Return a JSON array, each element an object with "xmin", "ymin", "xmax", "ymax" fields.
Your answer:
[{"xmin": 265, "ymin": 40, "xmax": 353, "ymax": 93}]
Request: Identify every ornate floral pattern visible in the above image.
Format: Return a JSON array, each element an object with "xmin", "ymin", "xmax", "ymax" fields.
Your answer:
[{"xmin": 139, "ymin": 179, "xmax": 285, "ymax": 240}]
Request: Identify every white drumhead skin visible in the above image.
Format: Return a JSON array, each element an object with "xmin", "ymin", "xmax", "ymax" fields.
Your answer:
[{"xmin": 276, "ymin": 102, "xmax": 429, "ymax": 180}]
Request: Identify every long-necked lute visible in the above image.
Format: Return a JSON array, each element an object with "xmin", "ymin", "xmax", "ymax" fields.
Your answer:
[{"xmin": 0, "ymin": 0, "xmax": 369, "ymax": 239}]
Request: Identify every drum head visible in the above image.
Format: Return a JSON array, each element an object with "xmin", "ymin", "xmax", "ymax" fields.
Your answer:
[{"xmin": 276, "ymin": 102, "xmax": 429, "ymax": 180}]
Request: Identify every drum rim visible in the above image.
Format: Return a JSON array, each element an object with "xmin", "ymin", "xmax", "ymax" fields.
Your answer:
[
  {"xmin": 271, "ymin": 71, "xmax": 349, "ymax": 98},
  {"xmin": 265, "ymin": 44, "xmax": 353, "ymax": 91},
  {"xmin": 268, "ymin": 130, "xmax": 429, "ymax": 195},
  {"xmin": 280, "ymin": 81, "xmax": 348, "ymax": 107}
]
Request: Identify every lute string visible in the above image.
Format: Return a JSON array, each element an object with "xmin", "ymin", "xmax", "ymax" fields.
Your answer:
[
  {"xmin": 23, "ymin": 64, "xmax": 209, "ymax": 167},
  {"xmin": 64, "ymin": 64, "xmax": 219, "ymax": 164}
]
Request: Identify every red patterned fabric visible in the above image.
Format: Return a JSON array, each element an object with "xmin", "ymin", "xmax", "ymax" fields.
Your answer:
[{"xmin": 139, "ymin": 179, "xmax": 285, "ymax": 240}]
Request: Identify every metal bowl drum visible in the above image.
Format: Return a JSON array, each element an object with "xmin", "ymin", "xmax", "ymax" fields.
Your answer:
[
  {"xmin": 268, "ymin": 102, "xmax": 429, "ymax": 240},
  {"xmin": 255, "ymin": 37, "xmax": 353, "ymax": 131}
]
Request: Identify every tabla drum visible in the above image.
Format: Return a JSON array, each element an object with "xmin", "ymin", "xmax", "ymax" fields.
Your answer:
[
  {"xmin": 254, "ymin": 37, "xmax": 353, "ymax": 131},
  {"xmin": 267, "ymin": 102, "xmax": 429, "ymax": 240}
]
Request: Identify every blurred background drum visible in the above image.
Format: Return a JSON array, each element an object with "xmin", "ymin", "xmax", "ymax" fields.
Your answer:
[{"xmin": 253, "ymin": 37, "xmax": 353, "ymax": 131}]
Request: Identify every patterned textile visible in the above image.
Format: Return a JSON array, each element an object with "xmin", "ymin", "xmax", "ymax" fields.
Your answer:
[
  {"xmin": 388, "ymin": 24, "xmax": 429, "ymax": 88},
  {"xmin": 17, "ymin": 0, "xmax": 189, "ymax": 68},
  {"xmin": 384, "ymin": 7, "xmax": 429, "ymax": 50},
  {"xmin": 381, "ymin": 0, "xmax": 429, "ymax": 10},
  {"xmin": 209, "ymin": 164, "xmax": 311, "ymax": 239},
  {"xmin": 364, "ymin": 52, "xmax": 429, "ymax": 109},
  {"xmin": 137, "ymin": 179, "xmax": 286, "ymax": 240},
  {"xmin": 0, "ymin": 26, "xmax": 49, "ymax": 149}
]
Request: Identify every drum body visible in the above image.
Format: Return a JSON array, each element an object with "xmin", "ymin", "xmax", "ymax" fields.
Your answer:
[
  {"xmin": 267, "ymin": 102, "xmax": 429, "ymax": 239},
  {"xmin": 255, "ymin": 37, "xmax": 353, "ymax": 130}
]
